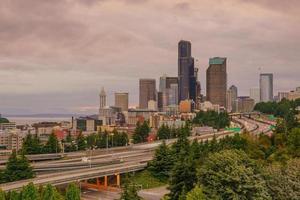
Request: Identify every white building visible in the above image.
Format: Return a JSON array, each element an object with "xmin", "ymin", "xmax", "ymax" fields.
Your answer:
[
  {"xmin": 260, "ymin": 73, "xmax": 273, "ymax": 102},
  {"xmin": 250, "ymin": 88, "xmax": 260, "ymax": 104}
]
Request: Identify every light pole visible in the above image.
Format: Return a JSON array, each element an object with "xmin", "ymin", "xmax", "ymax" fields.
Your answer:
[
  {"xmin": 111, "ymin": 133, "xmax": 114, "ymax": 148},
  {"xmin": 106, "ymin": 133, "xmax": 109, "ymax": 152}
]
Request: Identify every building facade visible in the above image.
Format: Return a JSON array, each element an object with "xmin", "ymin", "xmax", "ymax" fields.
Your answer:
[
  {"xmin": 115, "ymin": 92, "xmax": 129, "ymax": 112},
  {"xmin": 236, "ymin": 97, "xmax": 255, "ymax": 113},
  {"xmin": 139, "ymin": 79, "xmax": 156, "ymax": 109},
  {"xmin": 206, "ymin": 57, "xmax": 227, "ymax": 107},
  {"xmin": 99, "ymin": 87, "xmax": 106, "ymax": 109},
  {"xmin": 178, "ymin": 40, "xmax": 196, "ymax": 102},
  {"xmin": 260, "ymin": 73, "xmax": 273, "ymax": 102},
  {"xmin": 250, "ymin": 88, "xmax": 260, "ymax": 104}
]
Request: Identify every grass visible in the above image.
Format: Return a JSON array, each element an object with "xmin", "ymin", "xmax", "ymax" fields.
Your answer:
[{"xmin": 128, "ymin": 170, "xmax": 168, "ymax": 189}]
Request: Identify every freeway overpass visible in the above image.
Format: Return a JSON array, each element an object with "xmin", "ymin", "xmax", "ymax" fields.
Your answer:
[{"xmin": 0, "ymin": 117, "xmax": 273, "ymax": 192}]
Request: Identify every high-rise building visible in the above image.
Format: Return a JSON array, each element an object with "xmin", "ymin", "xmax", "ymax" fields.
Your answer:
[
  {"xmin": 157, "ymin": 91, "xmax": 163, "ymax": 111},
  {"xmin": 159, "ymin": 75, "xmax": 178, "ymax": 107},
  {"xmin": 115, "ymin": 92, "xmax": 129, "ymax": 112},
  {"xmin": 250, "ymin": 88, "xmax": 260, "ymax": 104},
  {"xmin": 99, "ymin": 87, "xmax": 106, "ymax": 109},
  {"xmin": 260, "ymin": 73, "xmax": 273, "ymax": 102},
  {"xmin": 236, "ymin": 96, "xmax": 255, "ymax": 113},
  {"xmin": 206, "ymin": 57, "xmax": 227, "ymax": 107},
  {"xmin": 178, "ymin": 40, "xmax": 196, "ymax": 102},
  {"xmin": 277, "ymin": 92, "xmax": 289, "ymax": 102},
  {"xmin": 139, "ymin": 79, "xmax": 156, "ymax": 109},
  {"xmin": 228, "ymin": 85, "xmax": 238, "ymax": 112}
]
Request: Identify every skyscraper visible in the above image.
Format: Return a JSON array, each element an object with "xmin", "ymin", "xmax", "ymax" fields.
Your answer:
[
  {"xmin": 159, "ymin": 75, "xmax": 178, "ymax": 107},
  {"xmin": 260, "ymin": 73, "xmax": 273, "ymax": 102},
  {"xmin": 228, "ymin": 85, "xmax": 238, "ymax": 112},
  {"xmin": 99, "ymin": 87, "xmax": 106, "ymax": 109},
  {"xmin": 115, "ymin": 92, "xmax": 129, "ymax": 112},
  {"xmin": 206, "ymin": 57, "xmax": 227, "ymax": 107},
  {"xmin": 178, "ymin": 40, "xmax": 196, "ymax": 102},
  {"xmin": 139, "ymin": 79, "xmax": 156, "ymax": 109}
]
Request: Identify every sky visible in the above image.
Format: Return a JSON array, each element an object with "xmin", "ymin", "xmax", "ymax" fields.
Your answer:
[{"xmin": 0, "ymin": 0, "xmax": 300, "ymax": 115}]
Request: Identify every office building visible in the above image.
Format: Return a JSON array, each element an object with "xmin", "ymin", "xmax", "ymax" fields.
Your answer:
[
  {"xmin": 115, "ymin": 92, "xmax": 129, "ymax": 112},
  {"xmin": 179, "ymin": 100, "xmax": 193, "ymax": 113},
  {"xmin": 148, "ymin": 100, "xmax": 158, "ymax": 111},
  {"xmin": 157, "ymin": 92, "xmax": 163, "ymax": 111},
  {"xmin": 0, "ymin": 130, "xmax": 24, "ymax": 151},
  {"xmin": 206, "ymin": 57, "xmax": 227, "ymax": 107},
  {"xmin": 178, "ymin": 40, "xmax": 196, "ymax": 102},
  {"xmin": 227, "ymin": 85, "xmax": 238, "ymax": 112},
  {"xmin": 288, "ymin": 90, "xmax": 300, "ymax": 101},
  {"xmin": 226, "ymin": 90, "xmax": 233, "ymax": 112},
  {"xmin": 250, "ymin": 88, "xmax": 260, "ymax": 104},
  {"xmin": 277, "ymin": 92, "xmax": 289, "ymax": 102},
  {"xmin": 260, "ymin": 73, "xmax": 273, "ymax": 102},
  {"xmin": 139, "ymin": 79, "xmax": 156, "ymax": 109},
  {"xmin": 73, "ymin": 116, "xmax": 102, "ymax": 133},
  {"xmin": 159, "ymin": 75, "xmax": 178, "ymax": 107},
  {"xmin": 236, "ymin": 97, "xmax": 255, "ymax": 113}
]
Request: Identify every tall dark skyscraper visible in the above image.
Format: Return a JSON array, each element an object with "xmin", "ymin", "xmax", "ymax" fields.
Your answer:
[
  {"xmin": 139, "ymin": 79, "xmax": 156, "ymax": 109},
  {"xmin": 178, "ymin": 40, "xmax": 196, "ymax": 102},
  {"xmin": 206, "ymin": 57, "xmax": 227, "ymax": 107}
]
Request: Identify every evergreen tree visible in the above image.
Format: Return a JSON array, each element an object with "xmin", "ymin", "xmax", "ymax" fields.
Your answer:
[
  {"xmin": 186, "ymin": 186, "xmax": 206, "ymax": 200},
  {"xmin": 22, "ymin": 134, "xmax": 43, "ymax": 154},
  {"xmin": 132, "ymin": 121, "xmax": 150, "ymax": 143},
  {"xmin": 44, "ymin": 132, "xmax": 61, "ymax": 153},
  {"xmin": 119, "ymin": 179, "xmax": 142, "ymax": 200},
  {"xmin": 3, "ymin": 150, "xmax": 35, "ymax": 182},
  {"xmin": 168, "ymin": 150, "xmax": 197, "ymax": 200},
  {"xmin": 20, "ymin": 182, "xmax": 39, "ymax": 200},
  {"xmin": 65, "ymin": 183, "xmax": 80, "ymax": 200},
  {"xmin": 41, "ymin": 184, "xmax": 64, "ymax": 200},
  {"xmin": 148, "ymin": 140, "xmax": 173, "ymax": 179},
  {"xmin": 287, "ymin": 128, "xmax": 300, "ymax": 157},
  {"xmin": 157, "ymin": 124, "xmax": 171, "ymax": 140},
  {"xmin": 0, "ymin": 189, "xmax": 5, "ymax": 200},
  {"xmin": 76, "ymin": 132, "xmax": 87, "ymax": 151}
]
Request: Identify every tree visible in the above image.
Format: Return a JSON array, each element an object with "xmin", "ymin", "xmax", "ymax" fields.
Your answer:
[
  {"xmin": 198, "ymin": 149, "xmax": 270, "ymax": 200},
  {"xmin": 44, "ymin": 132, "xmax": 61, "ymax": 153},
  {"xmin": 22, "ymin": 134, "xmax": 43, "ymax": 154},
  {"xmin": 41, "ymin": 184, "xmax": 64, "ymax": 200},
  {"xmin": 148, "ymin": 140, "xmax": 173, "ymax": 179},
  {"xmin": 264, "ymin": 158, "xmax": 300, "ymax": 200},
  {"xmin": 0, "ymin": 117, "xmax": 9, "ymax": 124},
  {"xmin": 119, "ymin": 179, "xmax": 142, "ymax": 200},
  {"xmin": 168, "ymin": 150, "xmax": 197, "ymax": 200},
  {"xmin": 186, "ymin": 186, "xmax": 206, "ymax": 200},
  {"xmin": 65, "ymin": 183, "xmax": 80, "ymax": 200},
  {"xmin": 0, "ymin": 189, "xmax": 5, "ymax": 200},
  {"xmin": 132, "ymin": 121, "xmax": 150, "ymax": 144},
  {"xmin": 2, "ymin": 150, "xmax": 35, "ymax": 182},
  {"xmin": 20, "ymin": 182, "xmax": 39, "ymax": 200},
  {"xmin": 287, "ymin": 128, "xmax": 300, "ymax": 157},
  {"xmin": 157, "ymin": 124, "xmax": 171, "ymax": 140},
  {"xmin": 6, "ymin": 191, "xmax": 20, "ymax": 200},
  {"xmin": 76, "ymin": 132, "xmax": 87, "ymax": 151},
  {"xmin": 86, "ymin": 133, "xmax": 97, "ymax": 149}
]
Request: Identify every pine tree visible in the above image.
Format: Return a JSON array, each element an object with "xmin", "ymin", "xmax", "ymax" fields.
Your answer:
[
  {"xmin": 20, "ymin": 182, "xmax": 39, "ymax": 200},
  {"xmin": 157, "ymin": 124, "xmax": 171, "ymax": 140},
  {"xmin": 76, "ymin": 132, "xmax": 87, "ymax": 151},
  {"xmin": 3, "ymin": 150, "xmax": 35, "ymax": 182},
  {"xmin": 132, "ymin": 121, "xmax": 150, "ymax": 143},
  {"xmin": 44, "ymin": 132, "xmax": 61, "ymax": 153},
  {"xmin": 186, "ymin": 186, "xmax": 206, "ymax": 200},
  {"xmin": 119, "ymin": 180, "xmax": 142, "ymax": 200},
  {"xmin": 41, "ymin": 184, "xmax": 64, "ymax": 200},
  {"xmin": 22, "ymin": 134, "xmax": 43, "ymax": 154},
  {"xmin": 65, "ymin": 183, "xmax": 80, "ymax": 200},
  {"xmin": 148, "ymin": 140, "xmax": 173, "ymax": 179}
]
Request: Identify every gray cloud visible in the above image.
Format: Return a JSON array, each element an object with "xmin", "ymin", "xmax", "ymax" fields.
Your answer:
[{"xmin": 0, "ymin": 0, "xmax": 299, "ymax": 114}]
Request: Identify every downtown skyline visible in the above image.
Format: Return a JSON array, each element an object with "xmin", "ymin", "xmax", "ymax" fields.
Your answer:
[{"xmin": 1, "ymin": 0, "xmax": 300, "ymax": 115}]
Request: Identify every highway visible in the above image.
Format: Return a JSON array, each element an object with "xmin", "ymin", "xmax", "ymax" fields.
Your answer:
[{"xmin": 0, "ymin": 116, "xmax": 273, "ymax": 192}]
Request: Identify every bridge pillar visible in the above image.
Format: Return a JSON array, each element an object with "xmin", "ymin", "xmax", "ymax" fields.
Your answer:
[
  {"xmin": 116, "ymin": 174, "xmax": 120, "ymax": 187},
  {"xmin": 104, "ymin": 176, "xmax": 108, "ymax": 188}
]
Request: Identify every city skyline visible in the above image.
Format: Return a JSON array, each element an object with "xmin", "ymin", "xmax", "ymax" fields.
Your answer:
[{"xmin": 1, "ymin": 0, "xmax": 300, "ymax": 114}]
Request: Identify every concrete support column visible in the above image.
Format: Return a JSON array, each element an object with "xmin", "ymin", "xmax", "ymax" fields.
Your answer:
[
  {"xmin": 104, "ymin": 176, "xmax": 108, "ymax": 188},
  {"xmin": 116, "ymin": 174, "xmax": 120, "ymax": 187}
]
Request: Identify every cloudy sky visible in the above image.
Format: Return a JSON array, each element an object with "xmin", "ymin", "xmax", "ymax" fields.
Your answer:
[{"xmin": 0, "ymin": 0, "xmax": 299, "ymax": 115}]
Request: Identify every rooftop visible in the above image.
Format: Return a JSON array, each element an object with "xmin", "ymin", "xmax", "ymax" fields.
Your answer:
[{"xmin": 209, "ymin": 57, "xmax": 226, "ymax": 65}]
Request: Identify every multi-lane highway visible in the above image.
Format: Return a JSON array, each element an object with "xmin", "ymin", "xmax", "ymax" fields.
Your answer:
[{"xmin": 0, "ymin": 115, "xmax": 273, "ymax": 192}]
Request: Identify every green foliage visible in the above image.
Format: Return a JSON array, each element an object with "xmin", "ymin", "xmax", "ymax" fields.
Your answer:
[
  {"xmin": 132, "ymin": 121, "xmax": 150, "ymax": 144},
  {"xmin": 65, "ymin": 183, "xmax": 80, "ymax": 200},
  {"xmin": 22, "ymin": 134, "xmax": 43, "ymax": 154},
  {"xmin": 198, "ymin": 150, "xmax": 270, "ymax": 200},
  {"xmin": 6, "ymin": 191, "xmax": 20, "ymax": 200},
  {"xmin": 264, "ymin": 158, "xmax": 300, "ymax": 200},
  {"xmin": 129, "ymin": 170, "xmax": 167, "ymax": 189},
  {"xmin": 192, "ymin": 111, "xmax": 230, "ymax": 130},
  {"xmin": 43, "ymin": 132, "xmax": 61, "ymax": 153},
  {"xmin": 20, "ymin": 182, "xmax": 39, "ymax": 200},
  {"xmin": 41, "ymin": 184, "xmax": 64, "ymax": 200},
  {"xmin": 148, "ymin": 140, "xmax": 173, "ymax": 179},
  {"xmin": 186, "ymin": 186, "xmax": 206, "ymax": 200},
  {"xmin": 119, "ymin": 177, "xmax": 142, "ymax": 200},
  {"xmin": 287, "ymin": 128, "xmax": 300, "ymax": 157},
  {"xmin": 0, "ymin": 189, "xmax": 5, "ymax": 200},
  {"xmin": 76, "ymin": 132, "xmax": 87, "ymax": 151},
  {"xmin": 2, "ymin": 150, "xmax": 34, "ymax": 183},
  {"xmin": 157, "ymin": 124, "xmax": 171, "ymax": 140}
]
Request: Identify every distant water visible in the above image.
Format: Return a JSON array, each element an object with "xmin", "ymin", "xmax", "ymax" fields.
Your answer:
[{"xmin": 7, "ymin": 117, "xmax": 71, "ymax": 125}]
